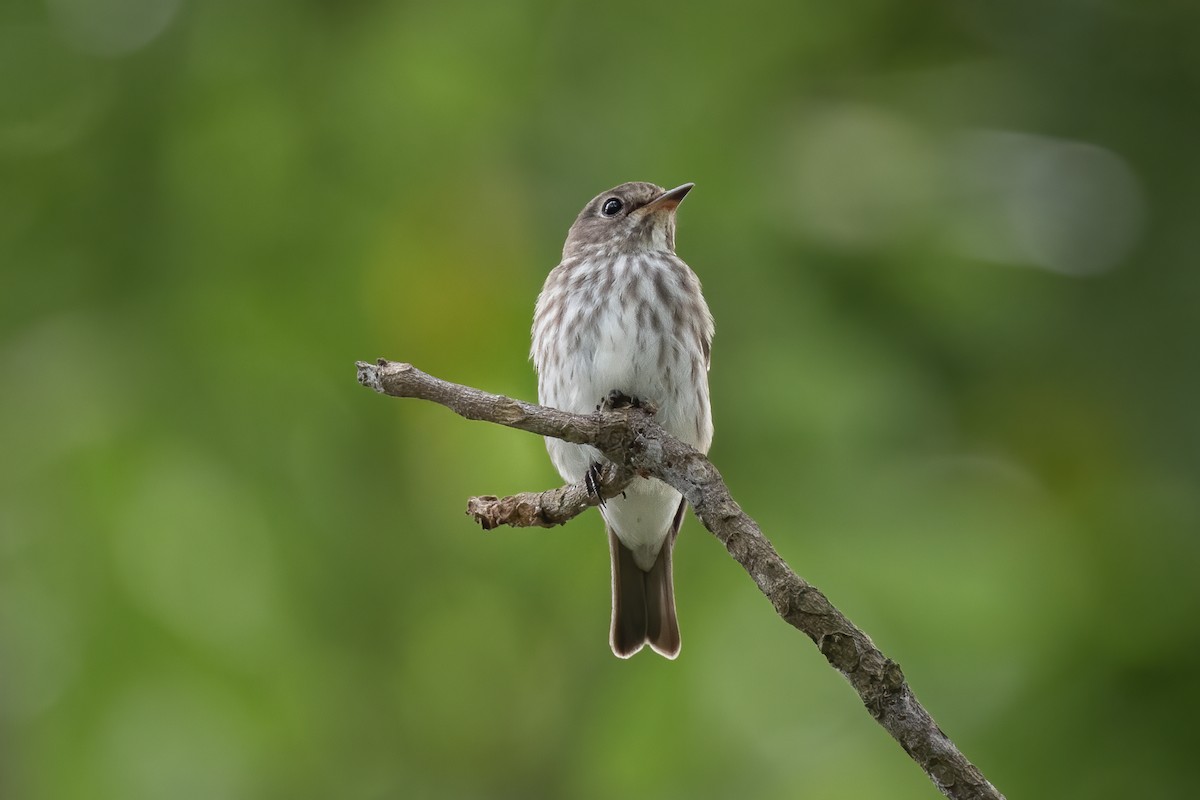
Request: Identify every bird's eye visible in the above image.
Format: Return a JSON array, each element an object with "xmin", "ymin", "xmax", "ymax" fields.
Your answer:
[{"xmin": 601, "ymin": 198, "xmax": 623, "ymax": 217}]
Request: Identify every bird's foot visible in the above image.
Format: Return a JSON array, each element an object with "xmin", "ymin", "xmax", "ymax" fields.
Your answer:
[
  {"xmin": 585, "ymin": 461, "xmax": 607, "ymax": 508},
  {"xmin": 598, "ymin": 389, "xmax": 656, "ymax": 414},
  {"xmin": 603, "ymin": 389, "xmax": 640, "ymax": 410}
]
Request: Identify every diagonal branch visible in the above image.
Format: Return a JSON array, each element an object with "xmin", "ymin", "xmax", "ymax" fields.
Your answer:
[{"xmin": 356, "ymin": 359, "xmax": 1005, "ymax": 800}]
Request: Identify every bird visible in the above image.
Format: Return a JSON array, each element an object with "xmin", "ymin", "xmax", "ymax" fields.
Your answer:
[{"xmin": 531, "ymin": 181, "xmax": 714, "ymax": 658}]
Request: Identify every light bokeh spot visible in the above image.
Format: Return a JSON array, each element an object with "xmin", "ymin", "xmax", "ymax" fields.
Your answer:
[
  {"xmin": 45, "ymin": 0, "xmax": 183, "ymax": 57},
  {"xmin": 97, "ymin": 676, "xmax": 254, "ymax": 800},
  {"xmin": 112, "ymin": 448, "xmax": 287, "ymax": 667},
  {"xmin": 949, "ymin": 130, "xmax": 1145, "ymax": 275},
  {"xmin": 0, "ymin": 577, "xmax": 80, "ymax": 719},
  {"xmin": 783, "ymin": 104, "xmax": 941, "ymax": 249}
]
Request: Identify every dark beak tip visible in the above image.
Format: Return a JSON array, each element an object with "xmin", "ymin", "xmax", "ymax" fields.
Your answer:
[
  {"xmin": 668, "ymin": 182, "xmax": 694, "ymax": 199},
  {"xmin": 651, "ymin": 182, "xmax": 694, "ymax": 209}
]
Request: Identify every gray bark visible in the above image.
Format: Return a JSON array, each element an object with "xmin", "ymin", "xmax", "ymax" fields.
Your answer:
[{"xmin": 356, "ymin": 359, "xmax": 1005, "ymax": 800}]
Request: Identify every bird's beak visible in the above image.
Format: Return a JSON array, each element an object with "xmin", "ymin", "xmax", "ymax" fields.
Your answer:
[{"xmin": 644, "ymin": 182, "xmax": 694, "ymax": 213}]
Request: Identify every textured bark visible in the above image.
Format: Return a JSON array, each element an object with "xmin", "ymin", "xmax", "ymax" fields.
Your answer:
[
  {"xmin": 356, "ymin": 359, "xmax": 1005, "ymax": 800},
  {"xmin": 467, "ymin": 464, "xmax": 633, "ymax": 530}
]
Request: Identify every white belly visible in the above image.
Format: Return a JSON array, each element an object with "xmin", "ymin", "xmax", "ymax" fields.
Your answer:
[{"xmin": 534, "ymin": 252, "xmax": 712, "ymax": 570}]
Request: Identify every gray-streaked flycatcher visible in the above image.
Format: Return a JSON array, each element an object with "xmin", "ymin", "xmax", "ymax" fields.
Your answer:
[{"xmin": 531, "ymin": 181, "xmax": 714, "ymax": 658}]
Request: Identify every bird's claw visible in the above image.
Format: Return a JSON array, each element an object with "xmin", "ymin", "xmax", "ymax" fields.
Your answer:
[
  {"xmin": 600, "ymin": 389, "xmax": 654, "ymax": 413},
  {"xmin": 585, "ymin": 462, "xmax": 606, "ymax": 508}
]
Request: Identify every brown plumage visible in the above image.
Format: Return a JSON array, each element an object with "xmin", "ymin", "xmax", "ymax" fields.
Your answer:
[{"xmin": 531, "ymin": 182, "xmax": 714, "ymax": 658}]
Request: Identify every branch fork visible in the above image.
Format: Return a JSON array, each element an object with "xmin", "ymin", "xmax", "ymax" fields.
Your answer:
[{"xmin": 355, "ymin": 359, "xmax": 1004, "ymax": 800}]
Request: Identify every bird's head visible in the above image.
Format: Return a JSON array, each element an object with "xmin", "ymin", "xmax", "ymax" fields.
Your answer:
[{"xmin": 562, "ymin": 181, "xmax": 693, "ymax": 258}]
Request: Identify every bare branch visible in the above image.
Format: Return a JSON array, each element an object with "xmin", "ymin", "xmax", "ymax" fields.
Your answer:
[
  {"xmin": 467, "ymin": 464, "xmax": 634, "ymax": 530},
  {"xmin": 356, "ymin": 359, "xmax": 1005, "ymax": 800}
]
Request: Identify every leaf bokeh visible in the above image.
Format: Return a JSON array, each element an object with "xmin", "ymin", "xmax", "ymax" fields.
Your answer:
[{"xmin": 3, "ymin": 1, "xmax": 1199, "ymax": 798}]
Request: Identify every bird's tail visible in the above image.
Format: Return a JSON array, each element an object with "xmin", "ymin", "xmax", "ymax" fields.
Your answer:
[{"xmin": 608, "ymin": 501, "xmax": 685, "ymax": 659}]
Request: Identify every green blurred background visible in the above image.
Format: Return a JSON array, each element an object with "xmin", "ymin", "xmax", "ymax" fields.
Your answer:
[{"xmin": 3, "ymin": 0, "xmax": 1198, "ymax": 797}]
